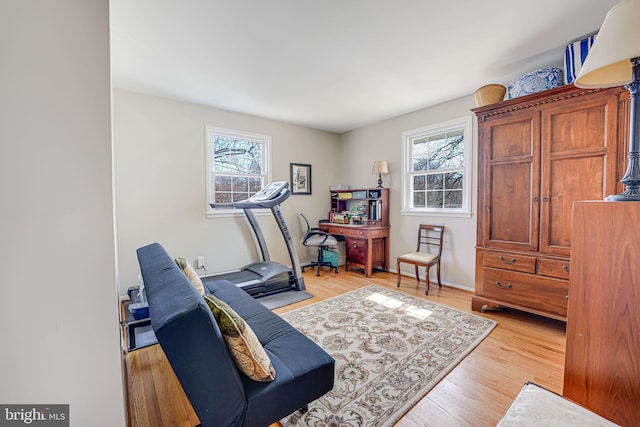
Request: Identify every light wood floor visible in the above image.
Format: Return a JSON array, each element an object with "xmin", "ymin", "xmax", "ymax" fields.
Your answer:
[{"xmin": 124, "ymin": 269, "xmax": 566, "ymax": 427}]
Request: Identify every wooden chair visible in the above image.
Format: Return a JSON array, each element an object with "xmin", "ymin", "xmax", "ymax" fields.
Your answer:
[{"xmin": 396, "ymin": 224, "xmax": 444, "ymax": 295}]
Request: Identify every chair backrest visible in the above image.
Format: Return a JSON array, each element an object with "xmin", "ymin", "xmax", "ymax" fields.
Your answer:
[
  {"xmin": 299, "ymin": 212, "xmax": 312, "ymax": 234},
  {"xmin": 299, "ymin": 213, "xmax": 333, "ymax": 248},
  {"xmin": 417, "ymin": 224, "xmax": 445, "ymax": 258}
]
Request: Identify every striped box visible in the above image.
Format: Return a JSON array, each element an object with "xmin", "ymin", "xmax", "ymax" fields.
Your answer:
[{"xmin": 564, "ymin": 34, "xmax": 597, "ymax": 85}]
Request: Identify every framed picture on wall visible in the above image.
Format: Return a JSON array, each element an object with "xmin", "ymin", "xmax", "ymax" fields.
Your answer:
[{"xmin": 290, "ymin": 163, "xmax": 312, "ymax": 195}]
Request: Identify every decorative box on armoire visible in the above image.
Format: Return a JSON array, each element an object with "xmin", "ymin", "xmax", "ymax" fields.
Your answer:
[
  {"xmin": 564, "ymin": 201, "xmax": 640, "ymax": 425},
  {"xmin": 472, "ymin": 84, "xmax": 629, "ymax": 321}
]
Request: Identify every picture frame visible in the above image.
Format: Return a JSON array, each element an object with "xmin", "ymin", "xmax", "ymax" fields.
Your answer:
[{"xmin": 290, "ymin": 163, "xmax": 312, "ymax": 195}]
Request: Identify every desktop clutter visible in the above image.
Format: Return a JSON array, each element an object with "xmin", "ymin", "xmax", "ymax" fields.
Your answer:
[
  {"xmin": 329, "ymin": 193, "xmax": 367, "ymax": 225},
  {"xmin": 328, "ymin": 203, "xmax": 367, "ymax": 225}
]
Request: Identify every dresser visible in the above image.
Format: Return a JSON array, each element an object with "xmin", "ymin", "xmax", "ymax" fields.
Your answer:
[
  {"xmin": 472, "ymin": 85, "xmax": 629, "ymax": 321},
  {"xmin": 563, "ymin": 201, "xmax": 640, "ymax": 426},
  {"xmin": 319, "ymin": 188, "xmax": 389, "ymax": 277}
]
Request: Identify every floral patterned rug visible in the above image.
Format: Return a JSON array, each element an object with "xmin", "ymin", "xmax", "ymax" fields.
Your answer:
[{"xmin": 280, "ymin": 285, "xmax": 497, "ymax": 427}]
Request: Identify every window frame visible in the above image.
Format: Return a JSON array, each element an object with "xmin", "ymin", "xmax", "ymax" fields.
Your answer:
[
  {"xmin": 401, "ymin": 116, "xmax": 473, "ymax": 218},
  {"xmin": 205, "ymin": 126, "xmax": 272, "ymax": 218}
]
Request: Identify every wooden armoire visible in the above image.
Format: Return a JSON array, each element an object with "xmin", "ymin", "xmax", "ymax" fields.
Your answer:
[{"xmin": 472, "ymin": 84, "xmax": 629, "ymax": 321}]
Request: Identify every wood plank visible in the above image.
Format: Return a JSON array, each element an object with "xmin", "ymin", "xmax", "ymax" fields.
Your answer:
[
  {"xmin": 124, "ymin": 270, "xmax": 566, "ymax": 426},
  {"xmin": 564, "ymin": 202, "xmax": 640, "ymax": 425}
]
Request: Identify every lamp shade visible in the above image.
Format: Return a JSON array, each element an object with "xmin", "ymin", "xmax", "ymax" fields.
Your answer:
[
  {"xmin": 574, "ymin": 0, "xmax": 640, "ymax": 88},
  {"xmin": 372, "ymin": 161, "xmax": 389, "ymax": 175}
]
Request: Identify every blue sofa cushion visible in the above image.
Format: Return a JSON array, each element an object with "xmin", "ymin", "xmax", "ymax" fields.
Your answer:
[{"xmin": 206, "ymin": 280, "xmax": 336, "ymax": 426}]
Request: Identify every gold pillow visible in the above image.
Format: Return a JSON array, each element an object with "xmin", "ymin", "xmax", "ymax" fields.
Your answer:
[
  {"xmin": 204, "ymin": 295, "xmax": 276, "ymax": 382},
  {"xmin": 175, "ymin": 257, "xmax": 205, "ymax": 296}
]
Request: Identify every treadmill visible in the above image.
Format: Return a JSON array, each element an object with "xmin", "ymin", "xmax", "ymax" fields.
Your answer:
[{"xmin": 203, "ymin": 181, "xmax": 305, "ymax": 298}]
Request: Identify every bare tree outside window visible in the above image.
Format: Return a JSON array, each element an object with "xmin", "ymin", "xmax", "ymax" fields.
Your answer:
[
  {"xmin": 403, "ymin": 118, "xmax": 471, "ymax": 215},
  {"xmin": 206, "ymin": 127, "xmax": 270, "ymax": 214}
]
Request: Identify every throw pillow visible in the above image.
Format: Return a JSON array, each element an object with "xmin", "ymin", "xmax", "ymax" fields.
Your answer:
[
  {"xmin": 175, "ymin": 257, "xmax": 205, "ymax": 296},
  {"xmin": 204, "ymin": 294, "xmax": 276, "ymax": 382}
]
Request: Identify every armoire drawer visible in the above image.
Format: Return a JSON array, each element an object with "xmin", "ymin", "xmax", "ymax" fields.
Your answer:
[
  {"xmin": 481, "ymin": 268, "xmax": 568, "ymax": 316},
  {"xmin": 482, "ymin": 251, "xmax": 536, "ymax": 273},
  {"xmin": 537, "ymin": 258, "xmax": 570, "ymax": 279}
]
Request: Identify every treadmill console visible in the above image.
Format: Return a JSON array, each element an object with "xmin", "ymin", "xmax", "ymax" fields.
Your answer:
[
  {"xmin": 250, "ymin": 181, "xmax": 289, "ymax": 202},
  {"xmin": 210, "ymin": 181, "xmax": 290, "ymax": 210}
]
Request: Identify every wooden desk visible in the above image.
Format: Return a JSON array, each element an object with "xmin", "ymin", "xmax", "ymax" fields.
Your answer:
[{"xmin": 319, "ymin": 223, "xmax": 390, "ymax": 277}]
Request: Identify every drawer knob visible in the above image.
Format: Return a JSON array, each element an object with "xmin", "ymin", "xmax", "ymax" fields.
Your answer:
[
  {"xmin": 495, "ymin": 281, "xmax": 512, "ymax": 289},
  {"xmin": 499, "ymin": 256, "xmax": 516, "ymax": 265},
  {"xmin": 562, "ymin": 265, "xmax": 569, "ymax": 272}
]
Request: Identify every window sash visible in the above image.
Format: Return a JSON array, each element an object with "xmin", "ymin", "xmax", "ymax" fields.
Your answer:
[
  {"xmin": 402, "ymin": 117, "xmax": 472, "ymax": 216},
  {"xmin": 206, "ymin": 126, "xmax": 271, "ymax": 216}
]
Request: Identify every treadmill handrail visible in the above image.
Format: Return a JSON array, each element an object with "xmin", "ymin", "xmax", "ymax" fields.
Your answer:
[{"xmin": 207, "ymin": 181, "xmax": 305, "ymax": 293}]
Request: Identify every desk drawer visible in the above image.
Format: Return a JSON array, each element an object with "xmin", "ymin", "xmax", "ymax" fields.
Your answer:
[
  {"xmin": 482, "ymin": 251, "xmax": 536, "ymax": 273},
  {"xmin": 321, "ymin": 225, "xmax": 388, "ymax": 238},
  {"xmin": 346, "ymin": 237, "xmax": 367, "ymax": 264},
  {"xmin": 481, "ymin": 268, "xmax": 568, "ymax": 316}
]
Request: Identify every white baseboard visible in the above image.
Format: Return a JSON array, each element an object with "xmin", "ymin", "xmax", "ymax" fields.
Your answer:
[{"xmin": 391, "ymin": 269, "xmax": 473, "ymax": 292}]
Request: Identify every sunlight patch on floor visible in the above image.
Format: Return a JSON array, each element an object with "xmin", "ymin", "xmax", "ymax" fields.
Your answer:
[{"xmin": 366, "ymin": 292, "xmax": 433, "ymax": 320}]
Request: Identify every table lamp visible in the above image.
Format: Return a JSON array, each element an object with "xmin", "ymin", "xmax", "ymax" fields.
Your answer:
[
  {"xmin": 372, "ymin": 161, "xmax": 389, "ymax": 188},
  {"xmin": 574, "ymin": 0, "xmax": 640, "ymax": 201}
]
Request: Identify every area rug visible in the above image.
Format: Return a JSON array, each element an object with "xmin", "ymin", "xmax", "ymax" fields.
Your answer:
[{"xmin": 280, "ymin": 284, "xmax": 497, "ymax": 427}]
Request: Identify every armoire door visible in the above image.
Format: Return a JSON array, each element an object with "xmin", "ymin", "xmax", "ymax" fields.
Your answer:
[
  {"xmin": 480, "ymin": 111, "xmax": 541, "ymax": 251},
  {"xmin": 539, "ymin": 94, "xmax": 619, "ymax": 256}
]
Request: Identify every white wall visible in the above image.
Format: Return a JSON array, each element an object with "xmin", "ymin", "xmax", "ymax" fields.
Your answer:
[
  {"xmin": 340, "ymin": 95, "xmax": 478, "ymax": 290},
  {"xmin": 113, "ymin": 89, "xmax": 478, "ymax": 293},
  {"xmin": 0, "ymin": 1, "xmax": 126, "ymax": 425},
  {"xmin": 113, "ymin": 90, "xmax": 342, "ymax": 293}
]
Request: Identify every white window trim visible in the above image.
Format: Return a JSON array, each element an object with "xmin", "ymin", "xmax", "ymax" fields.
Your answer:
[
  {"xmin": 205, "ymin": 126, "xmax": 272, "ymax": 218},
  {"xmin": 400, "ymin": 116, "xmax": 473, "ymax": 218}
]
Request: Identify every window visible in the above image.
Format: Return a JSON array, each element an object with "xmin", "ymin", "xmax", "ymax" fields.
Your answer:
[
  {"xmin": 206, "ymin": 126, "xmax": 270, "ymax": 216},
  {"xmin": 402, "ymin": 117, "xmax": 472, "ymax": 216}
]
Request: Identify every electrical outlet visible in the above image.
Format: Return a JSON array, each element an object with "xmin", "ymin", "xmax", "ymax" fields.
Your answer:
[{"xmin": 197, "ymin": 256, "xmax": 205, "ymax": 269}]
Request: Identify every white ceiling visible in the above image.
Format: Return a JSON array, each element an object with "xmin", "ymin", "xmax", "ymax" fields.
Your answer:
[{"xmin": 110, "ymin": 0, "xmax": 619, "ymax": 133}]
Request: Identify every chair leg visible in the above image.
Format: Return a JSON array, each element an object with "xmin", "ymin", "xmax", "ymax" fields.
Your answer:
[
  {"xmin": 414, "ymin": 265, "xmax": 420, "ymax": 285},
  {"xmin": 316, "ymin": 247, "xmax": 323, "ymax": 276},
  {"xmin": 396, "ymin": 260, "xmax": 402, "ymax": 287},
  {"xmin": 425, "ymin": 266, "xmax": 431, "ymax": 295},
  {"xmin": 437, "ymin": 261, "xmax": 442, "ymax": 287}
]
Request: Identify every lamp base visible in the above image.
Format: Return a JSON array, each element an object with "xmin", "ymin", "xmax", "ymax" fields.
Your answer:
[
  {"xmin": 606, "ymin": 57, "xmax": 640, "ymax": 202},
  {"xmin": 606, "ymin": 189, "xmax": 640, "ymax": 201},
  {"xmin": 376, "ymin": 173, "xmax": 383, "ymax": 188}
]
